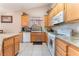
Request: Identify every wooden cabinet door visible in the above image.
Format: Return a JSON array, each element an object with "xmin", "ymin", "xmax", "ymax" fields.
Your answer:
[
  {"xmin": 31, "ymin": 32, "xmax": 37, "ymax": 42},
  {"xmin": 15, "ymin": 43, "xmax": 20, "ymax": 55},
  {"xmin": 44, "ymin": 15, "xmax": 49, "ymax": 27},
  {"xmin": 56, "ymin": 3, "xmax": 64, "ymax": 13},
  {"xmin": 0, "ymin": 51, "xmax": 2, "ymax": 56},
  {"xmin": 55, "ymin": 38, "xmax": 68, "ymax": 56},
  {"xmin": 19, "ymin": 32, "xmax": 23, "ymax": 43},
  {"xmin": 31, "ymin": 32, "xmax": 47, "ymax": 43},
  {"xmin": 65, "ymin": 3, "xmax": 79, "ymax": 22},
  {"xmin": 21, "ymin": 15, "xmax": 29, "ymax": 27},
  {"xmin": 14, "ymin": 35, "xmax": 20, "ymax": 55},
  {"xmin": 3, "ymin": 45, "xmax": 14, "ymax": 56},
  {"xmin": 3, "ymin": 38, "xmax": 14, "ymax": 56},
  {"xmin": 68, "ymin": 45, "xmax": 79, "ymax": 56}
]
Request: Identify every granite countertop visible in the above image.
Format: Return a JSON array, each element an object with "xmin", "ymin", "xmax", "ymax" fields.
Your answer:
[
  {"xmin": 0, "ymin": 33, "xmax": 19, "ymax": 51},
  {"xmin": 56, "ymin": 34, "xmax": 79, "ymax": 48},
  {"xmin": 44, "ymin": 27, "xmax": 79, "ymax": 48}
]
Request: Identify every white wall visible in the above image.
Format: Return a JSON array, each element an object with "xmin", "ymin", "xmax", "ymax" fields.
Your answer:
[
  {"xmin": 27, "ymin": 6, "xmax": 49, "ymax": 17},
  {"xmin": 0, "ymin": 5, "xmax": 49, "ymax": 33},
  {"xmin": 27, "ymin": 6, "xmax": 49, "ymax": 27},
  {"xmin": 0, "ymin": 12, "xmax": 21, "ymax": 33}
]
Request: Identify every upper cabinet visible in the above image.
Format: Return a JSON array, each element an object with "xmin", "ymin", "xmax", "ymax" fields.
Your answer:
[
  {"xmin": 48, "ymin": 3, "xmax": 64, "ymax": 26},
  {"xmin": 48, "ymin": 3, "xmax": 79, "ymax": 24},
  {"xmin": 21, "ymin": 15, "xmax": 29, "ymax": 27},
  {"xmin": 56, "ymin": 4, "xmax": 64, "ymax": 14},
  {"xmin": 44, "ymin": 15, "xmax": 49, "ymax": 27},
  {"xmin": 64, "ymin": 3, "xmax": 79, "ymax": 22},
  {"xmin": 49, "ymin": 3, "xmax": 64, "ymax": 19}
]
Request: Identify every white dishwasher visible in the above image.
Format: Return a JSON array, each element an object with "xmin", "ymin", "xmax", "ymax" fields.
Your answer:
[{"xmin": 23, "ymin": 32, "xmax": 30, "ymax": 43}]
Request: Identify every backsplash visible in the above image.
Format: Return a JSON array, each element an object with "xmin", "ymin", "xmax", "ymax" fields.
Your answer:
[{"xmin": 52, "ymin": 22, "xmax": 79, "ymax": 37}]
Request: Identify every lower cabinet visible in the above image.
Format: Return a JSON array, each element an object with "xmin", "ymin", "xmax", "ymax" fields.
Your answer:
[
  {"xmin": 14, "ymin": 35, "xmax": 20, "ymax": 55},
  {"xmin": 31, "ymin": 32, "xmax": 48, "ymax": 43},
  {"xmin": 3, "ymin": 37, "xmax": 14, "ymax": 56},
  {"xmin": 0, "ymin": 50, "xmax": 2, "ymax": 56},
  {"xmin": 19, "ymin": 32, "xmax": 23, "ymax": 43},
  {"xmin": 3, "ymin": 33, "xmax": 22, "ymax": 56},
  {"xmin": 55, "ymin": 38, "xmax": 68, "ymax": 56},
  {"xmin": 55, "ymin": 38, "xmax": 79, "ymax": 56},
  {"xmin": 68, "ymin": 45, "xmax": 79, "ymax": 56}
]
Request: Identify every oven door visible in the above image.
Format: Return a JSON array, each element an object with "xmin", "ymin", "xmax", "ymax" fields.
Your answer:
[{"xmin": 47, "ymin": 33, "xmax": 55, "ymax": 56}]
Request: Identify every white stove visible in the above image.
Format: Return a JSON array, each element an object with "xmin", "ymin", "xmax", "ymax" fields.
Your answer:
[{"xmin": 47, "ymin": 32, "xmax": 56, "ymax": 56}]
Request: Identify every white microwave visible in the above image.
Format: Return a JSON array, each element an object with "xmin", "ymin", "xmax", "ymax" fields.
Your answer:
[{"xmin": 52, "ymin": 11, "xmax": 64, "ymax": 25}]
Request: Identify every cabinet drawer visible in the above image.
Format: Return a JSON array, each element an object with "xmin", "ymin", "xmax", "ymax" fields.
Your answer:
[
  {"xmin": 56, "ymin": 39, "xmax": 67, "ymax": 52},
  {"xmin": 4, "ymin": 38, "xmax": 14, "ymax": 48},
  {"xmin": 68, "ymin": 45, "xmax": 79, "ymax": 56},
  {"xmin": 56, "ymin": 46, "xmax": 67, "ymax": 56}
]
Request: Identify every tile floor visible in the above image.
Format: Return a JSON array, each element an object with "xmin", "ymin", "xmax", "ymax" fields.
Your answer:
[{"xmin": 18, "ymin": 43, "xmax": 51, "ymax": 56}]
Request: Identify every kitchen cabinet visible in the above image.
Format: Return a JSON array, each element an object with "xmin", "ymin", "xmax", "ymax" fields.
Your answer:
[
  {"xmin": 49, "ymin": 3, "xmax": 79, "ymax": 23},
  {"xmin": 23, "ymin": 32, "xmax": 30, "ymax": 42},
  {"xmin": 55, "ymin": 37, "xmax": 79, "ymax": 56},
  {"xmin": 48, "ymin": 3, "xmax": 64, "ymax": 26},
  {"xmin": 0, "ymin": 51, "xmax": 2, "ymax": 56},
  {"xmin": 3, "ymin": 37, "xmax": 14, "ymax": 56},
  {"xmin": 31, "ymin": 32, "xmax": 48, "ymax": 43},
  {"xmin": 55, "ymin": 38, "xmax": 68, "ymax": 56},
  {"xmin": 21, "ymin": 15, "xmax": 29, "ymax": 27},
  {"xmin": 68, "ymin": 45, "xmax": 79, "ymax": 56},
  {"xmin": 65, "ymin": 3, "xmax": 79, "ymax": 22},
  {"xmin": 19, "ymin": 32, "xmax": 23, "ymax": 43},
  {"xmin": 44, "ymin": 15, "xmax": 50, "ymax": 27},
  {"xmin": 14, "ymin": 35, "xmax": 20, "ymax": 55},
  {"xmin": 3, "ymin": 33, "xmax": 22, "ymax": 56},
  {"xmin": 56, "ymin": 4, "xmax": 64, "ymax": 14},
  {"xmin": 49, "ymin": 4, "xmax": 64, "ymax": 18}
]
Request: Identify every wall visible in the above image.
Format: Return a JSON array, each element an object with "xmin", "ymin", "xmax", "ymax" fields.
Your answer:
[
  {"xmin": 52, "ymin": 22, "xmax": 79, "ymax": 37},
  {"xmin": 24, "ymin": 6, "xmax": 49, "ymax": 27},
  {"xmin": 27, "ymin": 6, "xmax": 49, "ymax": 17},
  {"xmin": 0, "ymin": 5, "xmax": 49, "ymax": 33},
  {"xmin": 0, "ymin": 12, "xmax": 21, "ymax": 33}
]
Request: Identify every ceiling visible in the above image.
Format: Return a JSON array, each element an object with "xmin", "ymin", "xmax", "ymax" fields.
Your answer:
[{"xmin": 0, "ymin": 3, "xmax": 52, "ymax": 12}]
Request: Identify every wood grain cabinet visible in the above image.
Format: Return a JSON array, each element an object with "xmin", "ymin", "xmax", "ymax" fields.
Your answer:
[
  {"xmin": 31, "ymin": 32, "xmax": 48, "ymax": 43},
  {"xmin": 0, "ymin": 51, "xmax": 2, "ymax": 56},
  {"xmin": 14, "ymin": 35, "xmax": 20, "ymax": 55},
  {"xmin": 55, "ymin": 38, "xmax": 68, "ymax": 56},
  {"xmin": 56, "ymin": 3, "xmax": 64, "ymax": 14},
  {"xmin": 3, "ymin": 33, "xmax": 22, "ymax": 56},
  {"xmin": 65, "ymin": 3, "xmax": 79, "ymax": 22},
  {"xmin": 3, "ymin": 37, "xmax": 14, "ymax": 56},
  {"xmin": 48, "ymin": 3, "xmax": 64, "ymax": 26},
  {"xmin": 19, "ymin": 32, "xmax": 23, "ymax": 43},
  {"xmin": 68, "ymin": 45, "xmax": 79, "ymax": 56},
  {"xmin": 21, "ymin": 15, "xmax": 29, "ymax": 27},
  {"xmin": 49, "ymin": 3, "xmax": 79, "ymax": 23},
  {"xmin": 44, "ymin": 15, "xmax": 50, "ymax": 27}
]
